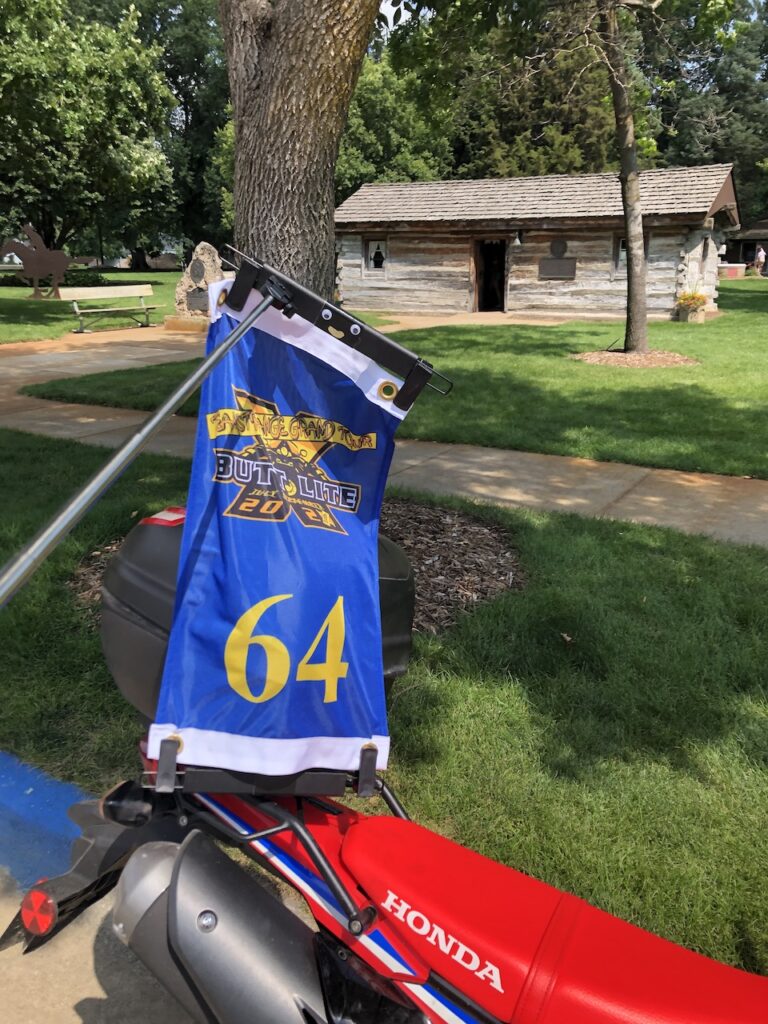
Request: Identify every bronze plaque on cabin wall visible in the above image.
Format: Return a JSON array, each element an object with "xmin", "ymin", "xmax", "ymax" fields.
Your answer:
[{"xmin": 539, "ymin": 239, "xmax": 576, "ymax": 280}]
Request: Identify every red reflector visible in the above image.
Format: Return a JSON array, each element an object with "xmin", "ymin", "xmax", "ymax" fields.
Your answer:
[{"xmin": 21, "ymin": 889, "xmax": 57, "ymax": 936}]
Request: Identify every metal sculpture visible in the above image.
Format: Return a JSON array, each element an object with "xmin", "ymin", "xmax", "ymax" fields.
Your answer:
[{"xmin": 0, "ymin": 224, "xmax": 84, "ymax": 299}]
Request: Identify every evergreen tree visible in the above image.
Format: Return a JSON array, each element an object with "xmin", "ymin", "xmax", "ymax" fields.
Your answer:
[
  {"xmin": 447, "ymin": 43, "xmax": 619, "ymax": 179},
  {"xmin": 650, "ymin": 0, "xmax": 768, "ymax": 224}
]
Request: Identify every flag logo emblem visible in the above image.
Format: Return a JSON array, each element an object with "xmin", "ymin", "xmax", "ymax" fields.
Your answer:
[{"xmin": 208, "ymin": 386, "xmax": 377, "ymax": 534}]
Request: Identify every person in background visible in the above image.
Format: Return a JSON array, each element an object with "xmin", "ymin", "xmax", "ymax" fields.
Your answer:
[{"xmin": 755, "ymin": 244, "xmax": 766, "ymax": 275}]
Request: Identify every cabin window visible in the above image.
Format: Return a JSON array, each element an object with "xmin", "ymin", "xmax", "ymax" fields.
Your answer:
[
  {"xmin": 366, "ymin": 239, "xmax": 387, "ymax": 271},
  {"xmin": 612, "ymin": 233, "xmax": 650, "ymax": 278}
]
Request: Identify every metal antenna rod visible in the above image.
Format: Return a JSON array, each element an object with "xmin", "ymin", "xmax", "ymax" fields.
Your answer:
[{"xmin": 0, "ymin": 293, "xmax": 275, "ymax": 609}]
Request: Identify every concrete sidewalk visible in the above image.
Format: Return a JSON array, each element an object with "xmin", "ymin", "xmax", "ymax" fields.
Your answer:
[
  {"xmin": 0, "ymin": 874, "xmax": 194, "ymax": 1024},
  {"xmin": 1, "ymin": 327, "xmax": 768, "ymax": 548}
]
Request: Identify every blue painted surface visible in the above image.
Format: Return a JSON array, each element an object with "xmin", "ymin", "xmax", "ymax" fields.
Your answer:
[{"xmin": 0, "ymin": 752, "xmax": 89, "ymax": 890}]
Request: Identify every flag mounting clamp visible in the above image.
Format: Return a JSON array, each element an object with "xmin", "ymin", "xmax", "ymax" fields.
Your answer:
[{"xmin": 222, "ymin": 247, "xmax": 452, "ymax": 410}]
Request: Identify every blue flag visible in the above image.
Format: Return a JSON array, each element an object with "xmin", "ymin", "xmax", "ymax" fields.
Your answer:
[{"xmin": 147, "ymin": 282, "xmax": 408, "ymax": 775}]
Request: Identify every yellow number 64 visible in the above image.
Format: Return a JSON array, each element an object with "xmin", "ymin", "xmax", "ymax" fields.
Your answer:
[{"xmin": 224, "ymin": 594, "xmax": 348, "ymax": 704}]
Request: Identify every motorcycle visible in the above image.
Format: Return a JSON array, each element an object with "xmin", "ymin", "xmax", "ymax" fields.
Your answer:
[{"xmin": 1, "ymin": 257, "xmax": 766, "ymax": 1023}]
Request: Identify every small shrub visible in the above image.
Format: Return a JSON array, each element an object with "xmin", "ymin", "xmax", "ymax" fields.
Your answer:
[
  {"xmin": 61, "ymin": 268, "xmax": 109, "ymax": 287},
  {"xmin": 676, "ymin": 291, "xmax": 707, "ymax": 311},
  {"xmin": 0, "ymin": 267, "xmax": 109, "ymax": 288}
]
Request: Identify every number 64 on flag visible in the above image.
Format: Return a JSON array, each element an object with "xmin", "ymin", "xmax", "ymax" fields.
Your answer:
[{"xmin": 225, "ymin": 595, "xmax": 348, "ymax": 704}]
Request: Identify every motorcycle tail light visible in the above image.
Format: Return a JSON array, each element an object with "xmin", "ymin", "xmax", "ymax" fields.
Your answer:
[{"xmin": 20, "ymin": 888, "xmax": 58, "ymax": 936}]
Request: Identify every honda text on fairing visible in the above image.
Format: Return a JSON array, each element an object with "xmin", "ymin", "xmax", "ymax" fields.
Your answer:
[{"xmin": 1, "ymin": 255, "xmax": 766, "ymax": 1024}]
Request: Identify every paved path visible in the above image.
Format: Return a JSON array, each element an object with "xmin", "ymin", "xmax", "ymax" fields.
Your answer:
[
  {"xmin": 0, "ymin": 875, "xmax": 194, "ymax": 1024},
  {"xmin": 0, "ymin": 750, "xmax": 193, "ymax": 1023},
  {"xmin": 2, "ymin": 327, "xmax": 768, "ymax": 548}
]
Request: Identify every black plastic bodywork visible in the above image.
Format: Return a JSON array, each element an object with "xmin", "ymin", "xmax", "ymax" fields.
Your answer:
[
  {"xmin": 315, "ymin": 931, "xmax": 429, "ymax": 1024},
  {"xmin": 0, "ymin": 799, "xmax": 188, "ymax": 953},
  {"xmin": 101, "ymin": 518, "xmax": 415, "ymax": 721}
]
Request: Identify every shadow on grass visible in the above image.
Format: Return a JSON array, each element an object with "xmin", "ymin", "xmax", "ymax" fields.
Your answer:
[
  {"xmin": 401, "ymin": 359, "xmax": 768, "ymax": 478},
  {"xmin": 715, "ymin": 279, "xmax": 768, "ymax": 314},
  {"xmin": 0, "ymin": 295, "xmax": 71, "ymax": 327},
  {"xmin": 388, "ymin": 497, "xmax": 768, "ymax": 782}
]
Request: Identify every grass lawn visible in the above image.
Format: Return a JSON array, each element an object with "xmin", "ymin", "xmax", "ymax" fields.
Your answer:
[
  {"xmin": 0, "ymin": 269, "xmax": 179, "ymax": 343},
  {"xmin": 1, "ymin": 427, "xmax": 767, "ymax": 972},
  {"xmin": 23, "ymin": 278, "xmax": 768, "ymax": 479},
  {"xmin": 0, "ymin": 266, "xmax": 394, "ymax": 343}
]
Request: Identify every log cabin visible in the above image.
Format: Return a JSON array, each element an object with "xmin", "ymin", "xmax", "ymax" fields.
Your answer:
[{"xmin": 334, "ymin": 164, "xmax": 740, "ymax": 319}]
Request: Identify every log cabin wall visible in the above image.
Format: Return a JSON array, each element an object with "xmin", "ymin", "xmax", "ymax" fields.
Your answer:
[
  {"xmin": 337, "ymin": 233, "xmax": 472, "ymax": 312},
  {"xmin": 336, "ymin": 224, "xmax": 724, "ymax": 317},
  {"xmin": 506, "ymin": 229, "xmax": 686, "ymax": 317}
]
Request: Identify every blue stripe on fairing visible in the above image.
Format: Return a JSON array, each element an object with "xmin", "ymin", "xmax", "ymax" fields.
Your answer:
[
  {"xmin": 421, "ymin": 984, "xmax": 482, "ymax": 1024},
  {"xmin": 367, "ymin": 928, "xmax": 413, "ymax": 970},
  {"xmin": 0, "ymin": 752, "xmax": 89, "ymax": 890}
]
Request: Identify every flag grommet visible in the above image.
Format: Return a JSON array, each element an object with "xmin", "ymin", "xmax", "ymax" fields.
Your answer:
[{"xmin": 377, "ymin": 381, "xmax": 398, "ymax": 401}]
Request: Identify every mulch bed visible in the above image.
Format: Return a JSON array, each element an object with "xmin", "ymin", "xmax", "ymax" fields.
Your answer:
[
  {"xmin": 69, "ymin": 539, "xmax": 122, "ymax": 626},
  {"xmin": 70, "ymin": 501, "xmax": 524, "ymax": 636},
  {"xmin": 571, "ymin": 349, "xmax": 699, "ymax": 368},
  {"xmin": 380, "ymin": 499, "xmax": 524, "ymax": 634}
]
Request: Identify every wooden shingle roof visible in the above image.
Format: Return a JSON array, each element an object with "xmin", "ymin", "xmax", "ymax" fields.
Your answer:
[{"xmin": 335, "ymin": 164, "xmax": 736, "ymax": 225}]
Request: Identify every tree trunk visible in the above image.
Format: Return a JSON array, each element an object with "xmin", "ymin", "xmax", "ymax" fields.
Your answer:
[
  {"xmin": 218, "ymin": 0, "xmax": 379, "ymax": 298},
  {"xmin": 130, "ymin": 247, "xmax": 150, "ymax": 271},
  {"xmin": 599, "ymin": 0, "xmax": 648, "ymax": 353}
]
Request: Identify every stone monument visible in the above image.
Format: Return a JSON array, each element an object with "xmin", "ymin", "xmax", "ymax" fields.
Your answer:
[{"xmin": 168, "ymin": 242, "xmax": 226, "ymax": 331}]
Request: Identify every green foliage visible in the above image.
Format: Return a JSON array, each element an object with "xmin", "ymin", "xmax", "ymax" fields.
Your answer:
[
  {"xmin": 208, "ymin": 54, "xmax": 454, "ymax": 220},
  {"xmin": 335, "ymin": 52, "xmax": 452, "ymax": 202},
  {"xmin": 387, "ymin": 7, "xmax": 662, "ymax": 181},
  {"xmin": 66, "ymin": 0, "xmax": 231, "ymax": 247},
  {"xmin": 448, "ymin": 44, "xmax": 618, "ymax": 178},
  {"xmin": 0, "ymin": 0, "xmax": 174, "ymax": 250},
  {"xmin": 650, "ymin": 0, "xmax": 768, "ymax": 224},
  {"xmin": 205, "ymin": 114, "xmax": 235, "ymax": 235},
  {"xmin": 0, "ymin": 267, "xmax": 108, "ymax": 287}
]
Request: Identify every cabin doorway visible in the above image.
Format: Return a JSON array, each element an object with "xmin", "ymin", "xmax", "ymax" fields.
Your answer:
[{"xmin": 474, "ymin": 239, "xmax": 507, "ymax": 312}]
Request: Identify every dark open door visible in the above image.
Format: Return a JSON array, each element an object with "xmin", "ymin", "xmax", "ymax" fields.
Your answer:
[{"xmin": 474, "ymin": 240, "xmax": 507, "ymax": 312}]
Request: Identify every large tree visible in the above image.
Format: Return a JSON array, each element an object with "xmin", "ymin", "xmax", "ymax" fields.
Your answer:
[
  {"xmin": 68, "ymin": 0, "xmax": 230, "ymax": 249},
  {"xmin": 218, "ymin": 0, "xmax": 380, "ymax": 297},
  {"xmin": 207, "ymin": 50, "xmax": 453, "ymax": 232},
  {"xmin": 388, "ymin": 0, "xmax": 660, "ymax": 352},
  {"xmin": 0, "ymin": 0, "xmax": 174, "ymax": 251}
]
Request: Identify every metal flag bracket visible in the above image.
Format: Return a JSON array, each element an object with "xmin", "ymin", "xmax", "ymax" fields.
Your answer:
[{"xmin": 222, "ymin": 247, "xmax": 453, "ymax": 409}]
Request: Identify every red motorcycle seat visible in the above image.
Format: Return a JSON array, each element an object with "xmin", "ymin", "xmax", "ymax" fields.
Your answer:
[{"xmin": 342, "ymin": 816, "xmax": 768, "ymax": 1024}]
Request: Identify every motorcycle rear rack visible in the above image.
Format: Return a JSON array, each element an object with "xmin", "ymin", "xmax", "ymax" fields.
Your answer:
[
  {"xmin": 146, "ymin": 737, "xmax": 399, "ymax": 803},
  {"xmin": 140, "ymin": 737, "xmax": 409, "ymax": 936}
]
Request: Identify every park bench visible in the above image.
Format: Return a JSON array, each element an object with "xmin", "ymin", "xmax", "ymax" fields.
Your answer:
[{"xmin": 59, "ymin": 284, "xmax": 162, "ymax": 333}]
